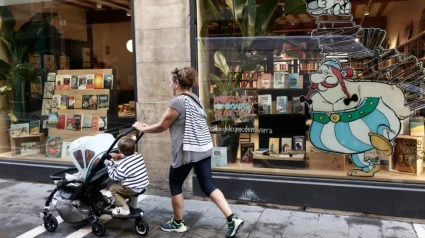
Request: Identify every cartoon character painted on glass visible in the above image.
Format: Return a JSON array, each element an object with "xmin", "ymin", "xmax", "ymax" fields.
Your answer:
[
  {"xmin": 302, "ymin": 58, "xmax": 413, "ymax": 177},
  {"xmin": 305, "ymin": 0, "xmax": 351, "ymax": 16}
]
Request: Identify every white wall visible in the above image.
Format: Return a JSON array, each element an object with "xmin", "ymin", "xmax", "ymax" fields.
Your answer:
[
  {"xmin": 385, "ymin": 0, "xmax": 425, "ymax": 48},
  {"xmin": 92, "ymin": 22, "xmax": 134, "ymax": 90}
]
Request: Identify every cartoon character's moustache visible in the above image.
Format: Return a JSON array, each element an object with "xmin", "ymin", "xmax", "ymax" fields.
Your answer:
[{"xmin": 301, "ymin": 83, "xmax": 359, "ymax": 106}]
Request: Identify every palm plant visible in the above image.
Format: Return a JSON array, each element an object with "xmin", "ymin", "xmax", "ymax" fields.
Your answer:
[{"xmin": 0, "ymin": 7, "xmax": 60, "ymax": 122}]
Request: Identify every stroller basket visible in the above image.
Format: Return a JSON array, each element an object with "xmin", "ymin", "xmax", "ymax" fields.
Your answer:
[{"xmin": 54, "ymin": 192, "xmax": 91, "ymax": 223}]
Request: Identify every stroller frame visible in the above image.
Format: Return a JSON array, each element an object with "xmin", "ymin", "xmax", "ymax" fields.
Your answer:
[{"xmin": 40, "ymin": 127, "xmax": 149, "ymax": 237}]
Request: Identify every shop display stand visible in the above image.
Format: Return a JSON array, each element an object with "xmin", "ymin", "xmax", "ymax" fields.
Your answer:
[
  {"xmin": 50, "ymin": 69, "xmax": 112, "ymax": 142},
  {"xmin": 10, "ymin": 134, "xmax": 46, "ymax": 156}
]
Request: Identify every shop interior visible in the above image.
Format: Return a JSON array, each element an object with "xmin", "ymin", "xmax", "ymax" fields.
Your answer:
[
  {"xmin": 0, "ymin": 0, "xmax": 135, "ymax": 162},
  {"xmin": 202, "ymin": 0, "xmax": 425, "ymax": 184}
]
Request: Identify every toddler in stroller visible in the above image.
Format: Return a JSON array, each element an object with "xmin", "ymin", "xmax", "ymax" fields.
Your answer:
[
  {"xmin": 106, "ymin": 137, "xmax": 149, "ymax": 216},
  {"xmin": 40, "ymin": 128, "xmax": 150, "ymax": 237}
]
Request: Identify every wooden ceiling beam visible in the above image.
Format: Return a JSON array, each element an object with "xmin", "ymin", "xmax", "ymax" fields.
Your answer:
[
  {"xmin": 54, "ymin": 0, "xmax": 95, "ymax": 11},
  {"xmin": 377, "ymin": 1, "xmax": 389, "ymax": 17},
  {"xmin": 102, "ymin": 0, "xmax": 130, "ymax": 9}
]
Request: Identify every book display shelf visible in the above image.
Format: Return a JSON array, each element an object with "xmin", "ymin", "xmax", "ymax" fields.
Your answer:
[{"xmin": 5, "ymin": 68, "xmax": 115, "ymax": 162}]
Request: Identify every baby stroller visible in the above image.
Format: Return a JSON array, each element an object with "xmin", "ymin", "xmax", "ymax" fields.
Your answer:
[{"xmin": 39, "ymin": 128, "xmax": 149, "ymax": 237}]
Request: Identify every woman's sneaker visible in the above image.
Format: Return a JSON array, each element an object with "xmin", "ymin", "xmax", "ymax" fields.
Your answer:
[
  {"xmin": 160, "ymin": 217, "xmax": 188, "ymax": 233},
  {"xmin": 226, "ymin": 216, "xmax": 244, "ymax": 238}
]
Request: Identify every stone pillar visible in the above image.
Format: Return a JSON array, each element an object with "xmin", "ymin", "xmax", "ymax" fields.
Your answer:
[{"xmin": 133, "ymin": 0, "xmax": 192, "ymax": 195}]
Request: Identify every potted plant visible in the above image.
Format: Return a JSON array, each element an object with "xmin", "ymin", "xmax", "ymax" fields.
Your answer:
[{"xmin": 0, "ymin": 7, "xmax": 60, "ymax": 123}]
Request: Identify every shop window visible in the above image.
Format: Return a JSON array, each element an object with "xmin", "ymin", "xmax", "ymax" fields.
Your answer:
[
  {"xmin": 0, "ymin": 0, "xmax": 135, "ymax": 162},
  {"xmin": 197, "ymin": 0, "xmax": 425, "ymax": 184}
]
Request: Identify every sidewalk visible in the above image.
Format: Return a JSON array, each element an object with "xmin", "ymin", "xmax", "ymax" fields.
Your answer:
[{"xmin": 0, "ymin": 178, "xmax": 423, "ymax": 238}]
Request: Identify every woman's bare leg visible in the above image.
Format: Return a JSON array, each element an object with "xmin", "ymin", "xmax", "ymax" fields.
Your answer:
[
  {"xmin": 209, "ymin": 189, "xmax": 232, "ymax": 217},
  {"xmin": 171, "ymin": 194, "xmax": 184, "ymax": 220}
]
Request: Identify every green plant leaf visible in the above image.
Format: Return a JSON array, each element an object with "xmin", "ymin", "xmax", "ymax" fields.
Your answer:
[
  {"xmin": 209, "ymin": 73, "xmax": 226, "ymax": 94},
  {"xmin": 206, "ymin": 0, "xmax": 225, "ymax": 22},
  {"xmin": 0, "ymin": 6, "xmax": 16, "ymax": 43},
  {"xmin": 226, "ymin": 0, "xmax": 246, "ymax": 21},
  {"xmin": 214, "ymin": 51, "xmax": 230, "ymax": 76},
  {"xmin": 284, "ymin": 0, "xmax": 308, "ymax": 16},
  {"xmin": 255, "ymin": 0, "xmax": 280, "ymax": 34}
]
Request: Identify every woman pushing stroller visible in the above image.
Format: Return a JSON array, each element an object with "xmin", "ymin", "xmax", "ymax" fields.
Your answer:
[{"xmin": 133, "ymin": 66, "xmax": 244, "ymax": 238}]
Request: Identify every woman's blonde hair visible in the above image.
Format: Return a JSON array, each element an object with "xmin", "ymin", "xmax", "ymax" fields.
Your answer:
[{"xmin": 171, "ymin": 67, "xmax": 198, "ymax": 89}]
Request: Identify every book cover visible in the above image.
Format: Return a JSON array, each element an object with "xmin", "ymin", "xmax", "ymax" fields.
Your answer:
[
  {"xmin": 292, "ymin": 96, "xmax": 305, "ymax": 115},
  {"xmin": 92, "ymin": 116, "xmax": 99, "ymax": 131},
  {"xmin": 258, "ymin": 94, "xmax": 272, "ymax": 114},
  {"xmin": 61, "ymin": 142, "xmax": 71, "ymax": 159},
  {"xmin": 393, "ymin": 137, "xmax": 424, "ymax": 175},
  {"xmin": 73, "ymin": 114, "xmax": 82, "ymax": 131},
  {"xmin": 29, "ymin": 120, "xmax": 40, "ymax": 134},
  {"xmin": 55, "ymin": 75, "xmax": 63, "ymax": 90},
  {"xmin": 41, "ymin": 99, "xmax": 52, "ymax": 116},
  {"xmin": 410, "ymin": 116, "xmax": 424, "ymax": 136},
  {"xmin": 60, "ymin": 95, "xmax": 68, "ymax": 109},
  {"xmin": 273, "ymin": 72, "xmax": 285, "ymax": 89},
  {"xmin": 78, "ymin": 75, "xmax": 87, "ymax": 89},
  {"xmin": 86, "ymin": 74, "xmax": 95, "ymax": 89},
  {"xmin": 21, "ymin": 142, "xmax": 39, "ymax": 155},
  {"xmin": 94, "ymin": 73, "xmax": 104, "ymax": 89},
  {"xmin": 401, "ymin": 117, "xmax": 410, "ymax": 135},
  {"xmin": 48, "ymin": 112, "xmax": 59, "ymax": 129},
  {"xmin": 259, "ymin": 73, "xmax": 272, "ymax": 89},
  {"xmin": 62, "ymin": 75, "xmax": 71, "ymax": 90},
  {"xmin": 365, "ymin": 149, "xmax": 380, "ymax": 165},
  {"xmin": 47, "ymin": 72, "xmax": 56, "ymax": 82},
  {"xmin": 293, "ymin": 136, "xmax": 305, "ymax": 150},
  {"xmin": 57, "ymin": 115, "xmax": 65, "ymax": 130},
  {"xmin": 82, "ymin": 114, "xmax": 93, "ymax": 131},
  {"xmin": 99, "ymin": 116, "xmax": 107, "ymax": 131},
  {"xmin": 52, "ymin": 95, "xmax": 61, "ymax": 109},
  {"xmin": 74, "ymin": 95, "xmax": 83, "ymax": 109},
  {"xmin": 71, "ymin": 75, "xmax": 79, "ymax": 89},
  {"xmin": 98, "ymin": 94, "xmax": 109, "ymax": 109},
  {"xmin": 45, "ymin": 136, "xmax": 61, "ymax": 158},
  {"xmin": 281, "ymin": 138, "xmax": 292, "ymax": 153},
  {"xmin": 10, "ymin": 123, "xmax": 29, "ymax": 137},
  {"xmin": 66, "ymin": 118, "xmax": 74, "ymax": 130},
  {"xmin": 103, "ymin": 74, "xmax": 113, "ymax": 89},
  {"xmin": 67, "ymin": 96, "xmax": 75, "ymax": 109},
  {"xmin": 211, "ymin": 147, "xmax": 227, "ymax": 167},
  {"xmin": 82, "ymin": 95, "xmax": 98, "ymax": 110},
  {"xmin": 288, "ymin": 73, "xmax": 299, "ymax": 88},
  {"xmin": 276, "ymin": 96, "xmax": 288, "ymax": 114},
  {"xmin": 43, "ymin": 82, "xmax": 54, "ymax": 99},
  {"xmin": 240, "ymin": 143, "xmax": 255, "ymax": 163},
  {"xmin": 269, "ymin": 137, "xmax": 280, "ymax": 154}
]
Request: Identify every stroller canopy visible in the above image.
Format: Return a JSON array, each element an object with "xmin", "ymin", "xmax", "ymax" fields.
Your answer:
[{"xmin": 68, "ymin": 133, "xmax": 118, "ymax": 179}]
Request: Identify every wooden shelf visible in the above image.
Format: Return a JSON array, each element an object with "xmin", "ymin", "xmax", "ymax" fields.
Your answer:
[
  {"xmin": 48, "ymin": 129, "xmax": 104, "ymax": 142},
  {"xmin": 51, "ymin": 108, "xmax": 107, "ymax": 117},
  {"xmin": 396, "ymin": 30, "xmax": 425, "ymax": 49},
  {"xmin": 10, "ymin": 133, "xmax": 44, "ymax": 139}
]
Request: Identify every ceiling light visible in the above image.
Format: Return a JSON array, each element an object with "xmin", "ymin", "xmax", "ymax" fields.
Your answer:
[
  {"xmin": 96, "ymin": 3, "xmax": 102, "ymax": 9},
  {"xmin": 355, "ymin": 38, "xmax": 359, "ymax": 42},
  {"xmin": 126, "ymin": 11, "xmax": 131, "ymax": 17},
  {"xmin": 364, "ymin": 7, "xmax": 369, "ymax": 15},
  {"xmin": 290, "ymin": 21, "xmax": 295, "ymax": 26},
  {"xmin": 126, "ymin": 40, "xmax": 133, "ymax": 53}
]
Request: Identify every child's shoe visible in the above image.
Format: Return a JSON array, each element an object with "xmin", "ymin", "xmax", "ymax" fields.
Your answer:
[
  {"xmin": 226, "ymin": 216, "xmax": 244, "ymax": 238},
  {"xmin": 160, "ymin": 216, "xmax": 187, "ymax": 232},
  {"xmin": 112, "ymin": 206, "xmax": 130, "ymax": 215}
]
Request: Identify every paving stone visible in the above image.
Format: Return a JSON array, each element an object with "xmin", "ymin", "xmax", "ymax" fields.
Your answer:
[
  {"xmin": 282, "ymin": 211, "xmax": 319, "ymax": 238},
  {"xmin": 347, "ymin": 216, "xmax": 383, "ymax": 238},
  {"xmin": 381, "ymin": 220, "xmax": 417, "ymax": 238},
  {"xmin": 248, "ymin": 208, "xmax": 291, "ymax": 238},
  {"xmin": 315, "ymin": 214, "xmax": 349, "ymax": 238}
]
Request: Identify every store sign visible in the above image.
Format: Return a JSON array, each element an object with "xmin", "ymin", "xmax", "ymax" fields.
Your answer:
[
  {"xmin": 213, "ymin": 96, "xmax": 253, "ymax": 122},
  {"xmin": 302, "ymin": 0, "xmax": 421, "ymax": 178}
]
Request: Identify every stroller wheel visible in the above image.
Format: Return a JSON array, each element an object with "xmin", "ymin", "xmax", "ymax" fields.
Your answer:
[
  {"xmin": 92, "ymin": 221, "xmax": 106, "ymax": 237},
  {"xmin": 135, "ymin": 217, "xmax": 149, "ymax": 236},
  {"xmin": 43, "ymin": 216, "xmax": 58, "ymax": 232}
]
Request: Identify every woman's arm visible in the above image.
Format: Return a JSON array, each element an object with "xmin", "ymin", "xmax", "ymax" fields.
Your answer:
[{"xmin": 133, "ymin": 107, "xmax": 179, "ymax": 133}]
